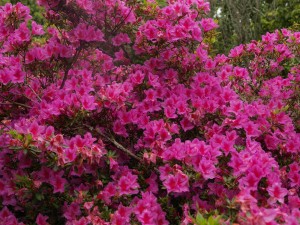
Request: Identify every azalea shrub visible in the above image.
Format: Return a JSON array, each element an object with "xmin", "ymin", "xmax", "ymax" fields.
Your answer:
[{"xmin": 0, "ymin": 0, "xmax": 299, "ymax": 224}]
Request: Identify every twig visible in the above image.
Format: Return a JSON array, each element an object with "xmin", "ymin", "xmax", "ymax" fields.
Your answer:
[
  {"xmin": 84, "ymin": 125, "xmax": 159, "ymax": 172},
  {"xmin": 60, "ymin": 46, "xmax": 83, "ymax": 89},
  {"xmin": 27, "ymin": 84, "xmax": 42, "ymax": 102},
  {"xmin": 111, "ymin": 6, "xmax": 134, "ymax": 35},
  {"xmin": 0, "ymin": 121, "xmax": 10, "ymax": 130},
  {"xmin": 0, "ymin": 102, "xmax": 32, "ymax": 109},
  {"xmin": 93, "ymin": 126, "xmax": 142, "ymax": 161},
  {"xmin": 60, "ymin": 64, "xmax": 72, "ymax": 90},
  {"xmin": 120, "ymin": 45, "xmax": 133, "ymax": 62}
]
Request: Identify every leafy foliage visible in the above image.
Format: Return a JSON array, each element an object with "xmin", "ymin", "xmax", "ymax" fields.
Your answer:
[{"xmin": 209, "ymin": 0, "xmax": 300, "ymax": 53}]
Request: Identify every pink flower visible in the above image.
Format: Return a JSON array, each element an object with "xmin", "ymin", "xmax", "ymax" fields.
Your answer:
[
  {"xmin": 198, "ymin": 159, "xmax": 216, "ymax": 180},
  {"xmin": 169, "ymin": 25, "xmax": 187, "ymax": 41},
  {"xmin": 192, "ymin": 26, "xmax": 202, "ymax": 42},
  {"xmin": 200, "ymin": 18, "xmax": 218, "ymax": 32},
  {"xmin": 0, "ymin": 180, "xmax": 8, "ymax": 195},
  {"xmin": 160, "ymin": 166, "xmax": 189, "ymax": 193},
  {"xmin": 158, "ymin": 128, "xmax": 171, "ymax": 142},
  {"xmin": 239, "ymin": 173, "xmax": 260, "ymax": 190},
  {"xmin": 50, "ymin": 174, "xmax": 67, "ymax": 193},
  {"xmin": 243, "ymin": 122, "xmax": 261, "ymax": 137},
  {"xmin": 63, "ymin": 148, "xmax": 77, "ymax": 163},
  {"xmin": 12, "ymin": 68, "xmax": 25, "ymax": 83},
  {"xmin": 112, "ymin": 33, "xmax": 131, "ymax": 46},
  {"xmin": 36, "ymin": 214, "xmax": 49, "ymax": 225},
  {"xmin": 113, "ymin": 120, "xmax": 128, "ymax": 137},
  {"xmin": 73, "ymin": 23, "xmax": 104, "ymax": 42},
  {"xmin": 180, "ymin": 118, "xmax": 194, "ymax": 131},
  {"xmin": 146, "ymin": 173, "xmax": 158, "ymax": 194},
  {"xmin": 134, "ymin": 192, "xmax": 168, "ymax": 225},
  {"xmin": 71, "ymin": 217, "xmax": 89, "ymax": 225},
  {"xmin": 99, "ymin": 182, "xmax": 117, "ymax": 204},
  {"xmin": 176, "ymin": 100, "xmax": 188, "ymax": 115},
  {"xmin": 81, "ymin": 95, "xmax": 96, "ymax": 111},
  {"xmin": 228, "ymin": 100, "xmax": 244, "ymax": 114},
  {"xmin": 59, "ymin": 45, "xmax": 73, "ymax": 58},
  {"xmin": 204, "ymin": 59, "xmax": 216, "ymax": 70},
  {"xmin": 233, "ymin": 67, "xmax": 249, "ymax": 79},
  {"xmin": 144, "ymin": 24, "xmax": 158, "ymax": 41},
  {"xmin": 117, "ymin": 172, "xmax": 139, "ymax": 196},
  {"xmin": 0, "ymin": 207, "xmax": 24, "ymax": 225},
  {"xmin": 267, "ymin": 183, "xmax": 288, "ymax": 204},
  {"xmin": 111, "ymin": 204, "xmax": 132, "ymax": 224},
  {"xmin": 164, "ymin": 106, "xmax": 177, "ymax": 119},
  {"xmin": 139, "ymin": 210, "xmax": 154, "ymax": 224},
  {"xmin": 229, "ymin": 44, "xmax": 244, "ymax": 58},
  {"xmin": 28, "ymin": 122, "xmax": 42, "ymax": 138},
  {"xmin": 31, "ymin": 21, "xmax": 45, "ymax": 35},
  {"xmin": 0, "ymin": 69, "xmax": 12, "ymax": 84},
  {"xmin": 221, "ymin": 140, "xmax": 234, "ymax": 155},
  {"xmin": 15, "ymin": 22, "xmax": 31, "ymax": 42},
  {"xmin": 131, "ymin": 70, "xmax": 145, "ymax": 85},
  {"xmin": 63, "ymin": 202, "xmax": 81, "ymax": 221}
]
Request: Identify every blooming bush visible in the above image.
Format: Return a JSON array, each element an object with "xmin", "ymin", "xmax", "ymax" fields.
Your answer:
[{"xmin": 0, "ymin": 0, "xmax": 299, "ymax": 224}]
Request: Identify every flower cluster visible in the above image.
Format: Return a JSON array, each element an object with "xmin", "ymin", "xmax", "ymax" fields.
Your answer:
[{"xmin": 0, "ymin": 0, "xmax": 299, "ymax": 224}]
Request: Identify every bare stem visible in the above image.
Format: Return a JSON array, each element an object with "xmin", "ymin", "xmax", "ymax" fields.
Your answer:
[
  {"xmin": 27, "ymin": 84, "xmax": 42, "ymax": 102},
  {"xmin": 0, "ymin": 102, "xmax": 32, "ymax": 109}
]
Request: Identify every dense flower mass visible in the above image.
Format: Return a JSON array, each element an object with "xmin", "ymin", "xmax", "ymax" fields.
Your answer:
[{"xmin": 0, "ymin": 0, "xmax": 299, "ymax": 224}]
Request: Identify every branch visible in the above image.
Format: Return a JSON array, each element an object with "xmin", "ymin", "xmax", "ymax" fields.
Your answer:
[
  {"xmin": 0, "ymin": 121, "xmax": 10, "ymax": 130},
  {"xmin": 27, "ymin": 84, "xmax": 42, "ymax": 102},
  {"xmin": 60, "ymin": 46, "xmax": 83, "ymax": 89},
  {"xmin": 88, "ymin": 125, "xmax": 143, "ymax": 162},
  {"xmin": 120, "ymin": 45, "xmax": 133, "ymax": 62},
  {"xmin": 85, "ymin": 125, "xmax": 159, "ymax": 172},
  {"xmin": 111, "ymin": 6, "xmax": 134, "ymax": 35},
  {"xmin": 0, "ymin": 102, "xmax": 32, "ymax": 109}
]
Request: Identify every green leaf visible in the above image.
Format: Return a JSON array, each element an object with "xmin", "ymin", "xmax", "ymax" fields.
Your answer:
[
  {"xmin": 8, "ymin": 129, "xmax": 23, "ymax": 141},
  {"xmin": 196, "ymin": 213, "xmax": 207, "ymax": 225},
  {"xmin": 35, "ymin": 193, "xmax": 44, "ymax": 201},
  {"xmin": 24, "ymin": 133, "xmax": 33, "ymax": 146},
  {"xmin": 207, "ymin": 215, "xmax": 220, "ymax": 225},
  {"xmin": 15, "ymin": 175, "xmax": 33, "ymax": 189}
]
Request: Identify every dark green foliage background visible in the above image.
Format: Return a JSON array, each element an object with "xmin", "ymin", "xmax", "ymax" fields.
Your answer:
[
  {"xmin": 1, "ymin": 0, "xmax": 299, "ymax": 54},
  {"xmin": 209, "ymin": 0, "xmax": 300, "ymax": 54}
]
